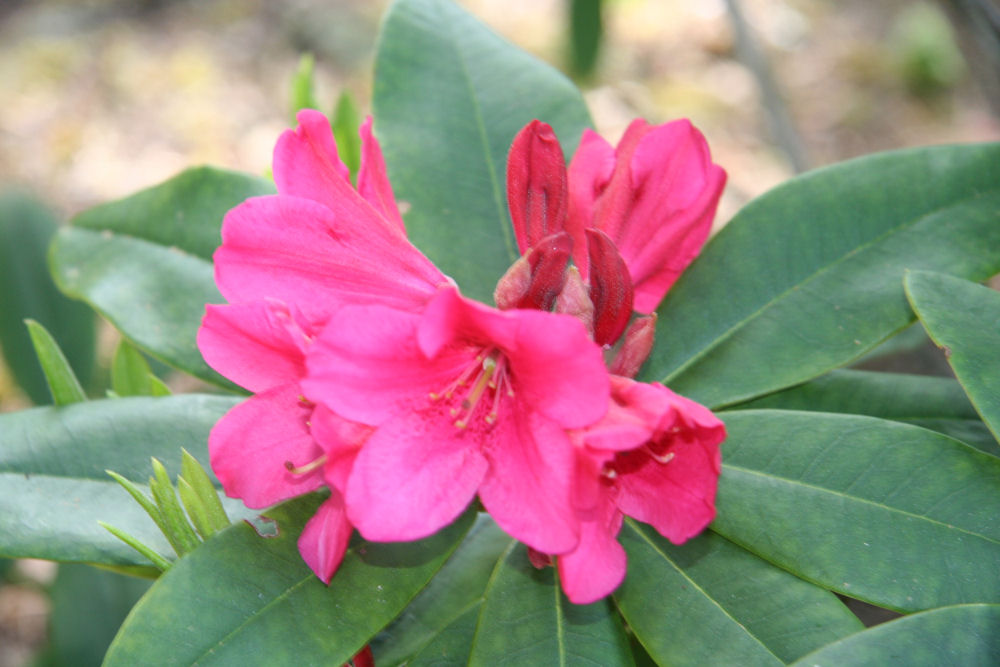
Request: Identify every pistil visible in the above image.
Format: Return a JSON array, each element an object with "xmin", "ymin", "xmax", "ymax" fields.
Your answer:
[{"xmin": 284, "ymin": 454, "xmax": 328, "ymax": 475}]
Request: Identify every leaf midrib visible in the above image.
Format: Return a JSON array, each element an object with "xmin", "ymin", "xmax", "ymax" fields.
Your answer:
[{"xmin": 661, "ymin": 189, "xmax": 1000, "ymax": 396}]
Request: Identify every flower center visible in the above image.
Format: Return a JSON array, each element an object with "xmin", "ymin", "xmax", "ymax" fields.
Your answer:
[{"xmin": 429, "ymin": 348, "xmax": 514, "ymax": 429}]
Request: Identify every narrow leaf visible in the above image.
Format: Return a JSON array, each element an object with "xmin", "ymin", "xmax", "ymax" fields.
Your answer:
[
  {"xmin": 111, "ymin": 339, "xmax": 154, "ymax": 397},
  {"xmin": 332, "ymin": 90, "xmax": 362, "ymax": 179},
  {"xmin": 149, "ymin": 459, "xmax": 200, "ymax": 556},
  {"xmin": 180, "ymin": 448, "xmax": 230, "ymax": 532},
  {"xmin": 104, "ymin": 497, "xmax": 476, "ymax": 667},
  {"xmin": 905, "ymin": 270, "xmax": 1000, "ymax": 444},
  {"xmin": 290, "ymin": 53, "xmax": 320, "ymax": 118},
  {"xmin": 24, "ymin": 319, "xmax": 87, "ymax": 405},
  {"xmin": 98, "ymin": 522, "xmax": 171, "ymax": 572},
  {"xmin": 176, "ymin": 477, "xmax": 214, "ymax": 541}
]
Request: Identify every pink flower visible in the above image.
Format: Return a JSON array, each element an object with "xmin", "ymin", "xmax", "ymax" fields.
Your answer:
[
  {"xmin": 302, "ymin": 286, "xmax": 610, "ymax": 555},
  {"xmin": 199, "ymin": 109, "xmax": 445, "ymax": 582},
  {"xmin": 508, "ymin": 119, "xmax": 726, "ymax": 315},
  {"xmin": 560, "ymin": 377, "xmax": 726, "ymax": 604}
]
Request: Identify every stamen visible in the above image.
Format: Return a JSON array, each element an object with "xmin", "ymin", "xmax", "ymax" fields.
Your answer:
[
  {"xmin": 429, "ymin": 351, "xmax": 486, "ymax": 401},
  {"xmin": 602, "ymin": 467, "xmax": 618, "ymax": 479},
  {"xmin": 485, "ymin": 357, "xmax": 512, "ymax": 424},
  {"xmin": 284, "ymin": 454, "xmax": 328, "ymax": 475},
  {"xmin": 648, "ymin": 449, "xmax": 675, "ymax": 465},
  {"xmin": 454, "ymin": 355, "xmax": 498, "ymax": 428}
]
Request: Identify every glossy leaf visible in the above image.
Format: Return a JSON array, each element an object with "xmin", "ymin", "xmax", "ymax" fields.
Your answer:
[
  {"xmin": 373, "ymin": 514, "xmax": 511, "ymax": 665},
  {"xmin": 616, "ymin": 523, "xmax": 862, "ymax": 665},
  {"xmin": 713, "ymin": 410, "xmax": 1000, "ymax": 612},
  {"xmin": 467, "ymin": 543, "xmax": 633, "ymax": 666},
  {"xmin": 0, "ymin": 394, "xmax": 242, "ymax": 565},
  {"xmin": 104, "ymin": 496, "xmax": 476, "ymax": 667},
  {"xmin": 50, "ymin": 227, "xmax": 229, "ymax": 388},
  {"xmin": 732, "ymin": 369, "xmax": 1000, "ymax": 456},
  {"xmin": 25, "ymin": 319, "xmax": 87, "ymax": 405},
  {"xmin": 643, "ymin": 144, "xmax": 1000, "ymax": 408},
  {"xmin": 374, "ymin": 0, "xmax": 592, "ymax": 302},
  {"xmin": 407, "ymin": 605, "xmax": 481, "ymax": 666},
  {"xmin": 905, "ymin": 270, "xmax": 1000, "ymax": 443},
  {"xmin": 0, "ymin": 189, "xmax": 95, "ymax": 404},
  {"xmin": 49, "ymin": 167, "xmax": 274, "ymax": 388},
  {"xmin": 789, "ymin": 604, "xmax": 1000, "ymax": 667}
]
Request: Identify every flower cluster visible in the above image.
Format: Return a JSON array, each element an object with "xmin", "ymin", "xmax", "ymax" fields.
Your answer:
[{"xmin": 198, "ymin": 109, "xmax": 726, "ymax": 604}]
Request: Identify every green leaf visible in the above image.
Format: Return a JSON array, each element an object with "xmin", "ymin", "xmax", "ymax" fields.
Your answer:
[
  {"xmin": 50, "ymin": 227, "xmax": 230, "ymax": 388},
  {"xmin": 49, "ymin": 167, "xmax": 274, "ymax": 388},
  {"xmin": 905, "ymin": 270, "xmax": 1000, "ymax": 444},
  {"xmin": 111, "ymin": 339, "xmax": 155, "ymax": 397},
  {"xmin": 616, "ymin": 523, "xmax": 862, "ymax": 665},
  {"xmin": 374, "ymin": 0, "xmax": 592, "ymax": 303},
  {"xmin": 407, "ymin": 605, "xmax": 480, "ymax": 666},
  {"xmin": 789, "ymin": 604, "xmax": 1000, "ymax": 667},
  {"xmin": 103, "ymin": 496, "xmax": 476, "ymax": 667},
  {"xmin": 0, "ymin": 189, "xmax": 95, "ymax": 404},
  {"xmin": 148, "ymin": 458, "xmax": 200, "ymax": 556},
  {"xmin": 713, "ymin": 410, "xmax": 1000, "ymax": 612},
  {"xmin": 731, "ymin": 369, "xmax": 1000, "ymax": 456},
  {"xmin": 25, "ymin": 319, "xmax": 87, "ymax": 405},
  {"xmin": 290, "ymin": 53, "xmax": 320, "ymax": 118},
  {"xmin": 643, "ymin": 144, "xmax": 1000, "ymax": 408},
  {"xmin": 468, "ymin": 543, "xmax": 633, "ymax": 666},
  {"xmin": 333, "ymin": 90, "xmax": 363, "ymax": 179},
  {"xmin": 41, "ymin": 564, "xmax": 151, "ymax": 667},
  {"xmin": 0, "ymin": 394, "xmax": 243, "ymax": 565},
  {"xmin": 180, "ymin": 448, "xmax": 230, "ymax": 533},
  {"xmin": 373, "ymin": 514, "xmax": 511, "ymax": 665}
]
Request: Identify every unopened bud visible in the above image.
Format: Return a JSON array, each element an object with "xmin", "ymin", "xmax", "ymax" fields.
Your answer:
[
  {"xmin": 608, "ymin": 314, "xmax": 657, "ymax": 378},
  {"xmin": 555, "ymin": 266, "xmax": 595, "ymax": 337}
]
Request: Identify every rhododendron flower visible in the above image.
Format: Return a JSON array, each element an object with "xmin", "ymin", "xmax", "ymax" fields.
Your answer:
[
  {"xmin": 198, "ymin": 110, "xmax": 445, "ymax": 582},
  {"xmin": 507, "ymin": 118, "xmax": 726, "ymax": 314},
  {"xmin": 560, "ymin": 377, "xmax": 725, "ymax": 604},
  {"xmin": 303, "ymin": 285, "xmax": 609, "ymax": 555}
]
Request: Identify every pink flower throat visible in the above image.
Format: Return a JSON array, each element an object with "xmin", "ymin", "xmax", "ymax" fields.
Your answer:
[{"xmin": 429, "ymin": 348, "xmax": 514, "ymax": 429}]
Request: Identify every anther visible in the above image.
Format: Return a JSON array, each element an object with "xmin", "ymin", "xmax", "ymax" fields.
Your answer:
[
  {"xmin": 284, "ymin": 454, "xmax": 328, "ymax": 475},
  {"xmin": 648, "ymin": 450, "xmax": 675, "ymax": 465}
]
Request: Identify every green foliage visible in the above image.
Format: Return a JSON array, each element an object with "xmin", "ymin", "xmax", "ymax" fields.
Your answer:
[
  {"xmin": 25, "ymin": 319, "xmax": 87, "ymax": 405},
  {"xmin": 0, "ymin": 189, "xmax": 95, "ymax": 404},
  {"xmin": 889, "ymin": 3, "xmax": 966, "ymax": 98},
  {"xmin": 905, "ymin": 270, "xmax": 1000, "ymax": 443},
  {"xmin": 373, "ymin": 0, "xmax": 592, "ymax": 303},
  {"xmin": 333, "ymin": 90, "xmax": 363, "ymax": 180}
]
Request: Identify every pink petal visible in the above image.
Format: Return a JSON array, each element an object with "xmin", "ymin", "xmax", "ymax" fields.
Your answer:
[
  {"xmin": 198, "ymin": 301, "xmax": 308, "ymax": 393},
  {"xmin": 566, "ymin": 128, "xmax": 615, "ymax": 272},
  {"xmin": 417, "ymin": 287, "xmax": 609, "ymax": 429},
  {"xmin": 214, "ymin": 195, "xmax": 444, "ymax": 317},
  {"xmin": 585, "ymin": 229, "xmax": 633, "ymax": 346},
  {"xmin": 357, "ymin": 116, "xmax": 405, "ymax": 234},
  {"xmin": 478, "ymin": 409, "xmax": 580, "ymax": 554},
  {"xmin": 298, "ymin": 493, "xmax": 353, "ymax": 584},
  {"xmin": 308, "ymin": 404, "xmax": 371, "ymax": 493},
  {"xmin": 304, "ymin": 303, "xmax": 475, "ymax": 426},
  {"xmin": 557, "ymin": 495, "xmax": 626, "ymax": 604},
  {"xmin": 600, "ymin": 120, "xmax": 726, "ymax": 313},
  {"xmin": 344, "ymin": 409, "xmax": 488, "ymax": 541},
  {"xmin": 506, "ymin": 120, "xmax": 569, "ymax": 254},
  {"xmin": 209, "ymin": 384, "xmax": 325, "ymax": 509}
]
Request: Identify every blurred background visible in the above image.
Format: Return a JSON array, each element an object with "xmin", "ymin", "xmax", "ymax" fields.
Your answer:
[{"xmin": 1, "ymin": 0, "xmax": 999, "ymax": 664}]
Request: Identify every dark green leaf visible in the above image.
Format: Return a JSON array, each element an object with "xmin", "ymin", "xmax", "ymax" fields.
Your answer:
[
  {"xmin": 407, "ymin": 605, "xmax": 480, "ymax": 666},
  {"xmin": 713, "ymin": 410, "xmax": 1000, "ymax": 612},
  {"xmin": 0, "ymin": 189, "xmax": 95, "ymax": 404},
  {"xmin": 731, "ymin": 369, "xmax": 1000, "ymax": 455},
  {"xmin": 50, "ymin": 227, "xmax": 231, "ymax": 388},
  {"xmin": 643, "ymin": 144, "xmax": 1000, "ymax": 408},
  {"xmin": 468, "ymin": 543, "xmax": 633, "ymax": 666},
  {"xmin": 42, "ymin": 564, "xmax": 151, "ymax": 667},
  {"xmin": 70, "ymin": 166, "xmax": 274, "ymax": 261},
  {"xmin": 616, "ymin": 523, "xmax": 862, "ymax": 665},
  {"xmin": 103, "ymin": 496, "xmax": 475, "ymax": 667},
  {"xmin": 905, "ymin": 270, "xmax": 1000, "ymax": 444},
  {"xmin": 0, "ymin": 394, "xmax": 242, "ymax": 565},
  {"xmin": 25, "ymin": 319, "xmax": 87, "ymax": 405},
  {"xmin": 373, "ymin": 514, "xmax": 511, "ymax": 665},
  {"xmin": 789, "ymin": 604, "xmax": 1000, "ymax": 667},
  {"xmin": 374, "ymin": 0, "xmax": 592, "ymax": 302}
]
